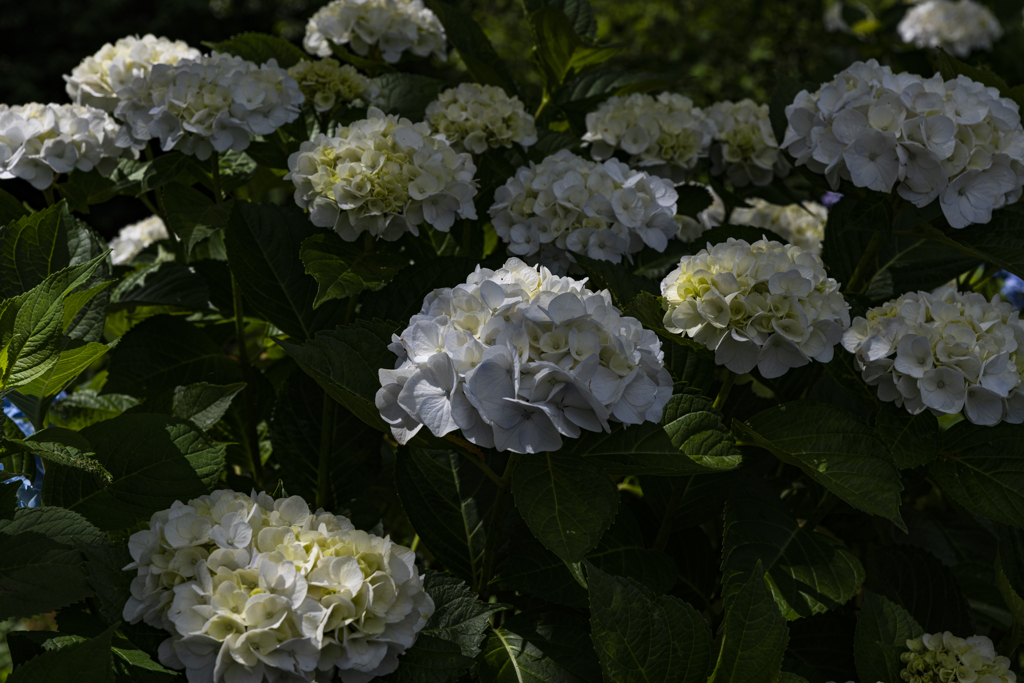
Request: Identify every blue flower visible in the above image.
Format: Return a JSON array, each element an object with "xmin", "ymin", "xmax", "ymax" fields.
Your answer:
[
  {"xmin": 999, "ymin": 271, "xmax": 1024, "ymax": 310},
  {"xmin": 2, "ymin": 398, "xmax": 42, "ymax": 508},
  {"xmin": 820, "ymin": 191, "xmax": 843, "ymax": 208}
]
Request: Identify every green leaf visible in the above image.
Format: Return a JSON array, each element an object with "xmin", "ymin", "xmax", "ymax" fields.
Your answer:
[
  {"xmin": 379, "ymin": 635, "xmax": 475, "ymax": 683},
  {"xmin": 853, "ymin": 590, "xmax": 923, "ymax": 683},
  {"xmin": 524, "ymin": 0, "xmax": 598, "ymax": 39},
  {"xmin": 530, "ymin": 8, "xmax": 622, "ymax": 90},
  {"xmin": 47, "ymin": 390, "xmax": 140, "ymax": 430},
  {"xmin": 109, "ymin": 262, "xmax": 210, "ymax": 312},
  {"xmin": 588, "ymin": 563, "xmax": 711, "ymax": 683},
  {"xmin": 571, "ymin": 254, "xmax": 654, "ymax": 309},
  {"xmin": 5, "ymin": 427, "xmax": 112, "ymax": 482},
  {"xmin": 722, "ymin": 487, "xmax": 864, "ymax": 620},
  {"xmin": 623, "ymin": 291, "xmax": 710, "ymax": 356},
  {"xmin": 359, "ymin": 257, "xmax": 481, "ymax": 322},
  {"xmin": 0, "ymin": 202, "xmax": 75, "ymax": 298},
  {"xmin": 149, "ymin": 382, "xmax": 246, "ymax": 431},
  {"xmin": 787, "ymin": 613, "xmax": 857, "ymax": 682},
  {"xmin": 933, "ymin": 50, "xmax": 1009, "ymax": 93},
  {"xmin": 479, "ymin": 610, "xmax": 600, "ymax": 683},
  {"xmin": 374, "ymin": 73, "xmax": 450, "ymax": 121},
  {"xmin": 735, "ymin": 402, "xmax": 906, "ymax": 531},
  {"xmin": 554, "ymin": 70, "xmax": 673, "ymax": 107},
  {"xmin": 916, "ymin": 211, "xmax": 1024, "ymax": 281},
  {"xmin": 299, "ymin": 232, "xmax": 407, "ymax": 308},
  {"xmin": 423, "ymin": 0, "xmax": 520, "ymax": 95},
  {"xmin": 8, "ymin": 624, "xmax": 115, "ymax": 683},
  {"xmin": 874, "ymin": 405, "xmax": 940, "ymax": 469},
  {"xmin": 708, "ymin": 560, "xmax": 789, "ymax": 683},
  {"xmin": 0, "ymin": 187, "xmax": 29, "ymax": 225},
  {"xmin": 867, "ymin": 545, "xmax": 974, "ymax": 635},
  {"xmin": 44, "ymin": 413, "xmax": 225, "ymax": 530},
  {"xmin": 81, "ymin": 542, "xmax": 133, "ymax": 624},
  {"xmin": 225, "ymin": 201, "xmax": 344, "ymax": 339},
  {"xmin": 9, "ymin": 339, "xmax": 112, "ymax": 417},
  {"xmin": 512, "ymin": 452, "xmax": 618, "ymax": 564},
  {"xmin": 394, "ymin": 448, "xmax": 493, "ymax": 587},
  {"xmin": 419, "ymin": 572, "xmax": 509, "ymax": 658},
  {"xmin": 204, "ymin": 32, "xmax": 307, "ymax": 68},
  {"xmin": 564, "ymin": 389, "xmax": 741, "ymax": 475},
  {"xmin": 54, "ymin": 171, "xmax": 119, "ymax": 215},
  {"xmin": 162, "ymin": 182, "xmax": 234, "ymax": 255}
]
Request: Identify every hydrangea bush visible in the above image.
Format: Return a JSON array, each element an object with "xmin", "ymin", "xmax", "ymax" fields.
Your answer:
[{"xmin": 2, "ymin": 1, "xmax": 1024, "ymax": 682}]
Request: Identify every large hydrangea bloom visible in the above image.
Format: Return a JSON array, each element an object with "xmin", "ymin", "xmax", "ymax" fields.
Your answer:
[
  {"xmin": 288, "ymin": 58, "xmax": 381, "ymax": 112},
  {"xmin": 286, "ymin": 107, "xmax": 478, "ymax": 242},
  {"xmin": 425, "ymin": 83, "xmax": 537, "ymax": 155},
  {"xmin": 898, "ymin": 0, "xmax": 1003, "ymax": 58},
  {"xmin": 783, "ymin": 59, "xmax": 1024, "ymax": 228},
  {"xmin": 708, "ymin": 99, "xmax": 790, "ymax": 186},
  {"xmin": 661, "ymin": 237, "xmax": 850, "ymax": 378},
  {"xmin": 64, "ymin": 34, "xmax": 201, "ymax": 112},
  {"xmin": 583, "ymin": 92, "xmax": 715, "ymax": 178},
  {"xmin": 303, "ymin": 0, "xmax": 447, "ymax": 64},
  {"xmin": 123, "ymin": 490, "xmax": 434, "ymax": 683},
  {"xmin": 377, "ymin": 258, "xmax": 672, "ymax": 453},
  {"xmin": 731, "ymin": 198, "xmax": 828, "ymax": 255},
  {"xmin": 110, "ymin": 215, "xmax": 170, "ymax": 265},
  {"xmin": 115, "ymin": 52, "xmax": 303, "ymax": 160},
  {"xmin": 488, "ymin": 149, "xmax": 678, "ymax": 274},
  {"xmin": 0, "ymin": 103, "xmax": 133, "ymax": 190},
  {"xmin": 842, "ymin": 285, "xmax": 1024, "ymax": 425},
  {"xmin": 901, "ymin": 632, "xmax": 1015, "ymax": 682}
]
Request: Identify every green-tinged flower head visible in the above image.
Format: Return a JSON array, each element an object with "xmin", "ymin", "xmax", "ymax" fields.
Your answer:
[
  {"xmin": 287, "ymin": 58, "xmax": 380, "ymax": 112},
  {"xmin": 900, "ymin": 632, "xmax": 1016, "ymax": 683}
]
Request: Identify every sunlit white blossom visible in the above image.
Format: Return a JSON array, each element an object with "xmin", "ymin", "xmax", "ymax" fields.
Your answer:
[
  {"xmin": 898, "ymin": 0, "xmax": 1003, "ymax": 57},
  {"xmin": 425, "ymin": 83, "xmax": 536, "ymax": 154},
  {"xmin": 901, "ymin": 631, "xmax": 1016, "ymax": 682},
  {"xmin": 731, "ymin": 198, "xmax": 828, "ymax": 255},
  {"xmin": 109, "ymin": 215, "xmax": 169, "ymax": 265},
  {"xmin": 303, "ymin": 0, "xmax": 447, "ymax": 64}
]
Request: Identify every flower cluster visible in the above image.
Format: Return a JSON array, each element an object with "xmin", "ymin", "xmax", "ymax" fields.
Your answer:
[
  {"xmin": 424, "ymin": 83, "xmax": 537, "ymax": 155},
  {"xmin": 488, "ymin": 149, "xmax": 678, "ymax": 274},
  {"xmin": 675, "ymin": 183, "xmax": 724, "ymax": 243},
  {"xmin": 0, "ymin": 103, "xmax": 132, "ymax": 190},
  {"xmin": 288, "ymin": 59, "xmax": 380, "ymax": 113},
  {"xmin": 1, "ymin": 399, "xmax": 41, "ymax": 508},
  {"xmin": 732, "ymin": 198, "xmax": 828, "ymax": 255},
  {"xmin": 110, "ymin": 215, "xmax": 170, "ymax": 265},
  {"xmin": 114, "ymin": 52, "xmax": 303, "ymax": 160},
  {"xmin": 123, "ymin": 490, "xmax": 434, "ymax": 683},
  {"xmin": 842, "ymin": 285, "xmax": 1024, "ymax": 425},
  {"xmin": 377, "ymin": 258, "xmax": 672, "ymax": 453},
  {"xmin": 901, "ymin": 632, "xmax": 1015, "ymax": 683},
  {"xmin": 661, "ymin": 238, "xmax": 850, "ymax": 378},
  {"xmin": 708, "ymin": 99, "xmax": 790, "ymax": 187},
  {"xmin": 286, "ymin": 107, "xmax": 477, "ymax": 241},
  {"xmin": 303, "ymin": 0, "xmax": 447, "ymax": 64},
  {"xmin": 898, "ymin": 0, "xmax": 1003, "ymax": 58},
  {"xmin": 64, "ymin": 34, "xmax": 201, "ymax": 112},
  {"xmin": 783, "ymin": 59, "xmax": 1024, "ymax": 228},
  {"xmin": 583, "ymin": 93, "xmax": 716, "ymax": 177}
]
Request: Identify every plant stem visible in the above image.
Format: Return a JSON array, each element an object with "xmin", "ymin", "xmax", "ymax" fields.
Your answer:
[
  {"xmin": 210, "ymin": 150, "xmax": 223, "ymax": 203},
  {"xmin": 712, "ymin": 373, "xmax": 735, "ymax": 411},
  {"xmin": 477, "ymin": 453, "xmax": 521, "ymax": 597},
  {"xmin": 653, "ymin": 476, "xmax": 691, "ymax": 551},
  {"xmin": 232, "ymin": 273, "xmax": 263, "ymax": 489},
  {"xmin": 316, "ymin": 393, "xmax": 336, "ymax": 510},
  {"xmin": 42, "ymin": 186, "xmax": 56, "ymax": 207},
  {"xmin": 845, "ymin": 229, "xmax": 889, "ymax": 294}
]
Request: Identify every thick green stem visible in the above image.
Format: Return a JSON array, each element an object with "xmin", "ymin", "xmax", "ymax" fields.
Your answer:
[
  {"xmin": 210, "ymin": 151, "xmax": 224, "ymax": 203},
  {"xmin": 653, "ymin": 477, "xmax": 691, "ymax": 551},
  {"xmin": 712, "ymin": 373, "xmax": 735, "ymax": 411},
  {"xmin": 845, "ymin": 229, "xmax": 889, "ymax": 294},
  {"xmin": 232, "ymin": 273, "xmax": 263, "ymax": 489},
  {"xmin": 317, "ymin": 393, "xmax": 336, "ymax": 510},
  {"xmin": 477, "ymin": 453, "xmax": 521, "ymax": 597}
]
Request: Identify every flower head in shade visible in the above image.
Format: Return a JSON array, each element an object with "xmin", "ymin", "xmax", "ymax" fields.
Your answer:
[
  {"xmin": 123, "ymin": 490, "xmax": 434, "ymax": 683},
  {"xmin": 377, "ymin": 258, "xmax": 672, "ymax": 453},
  {"xmin": 675, "ymin": 183, "xmax": 725, "ymax": 243},
  {"xmin": 708, "ymin": 99, "xmax": 790, "ymax": 187},
  {"xmin": 488, "ymin": 150, "xmax": 678, "ymax": 274},
  {"xmin": 425, "ymin": 83, "xmax": 536, "ymax": 155},
  {"xmin": 782, "ymin": 59, "xmax": 1024, "ymax": 228},
  {"xmin": 109, "ymin": 215, "xmax": 170, "ymax": 265},
  {"xmin": 661, "ymin": 237, "xmax": 850, "ymax": 378},
  {"xmin": 731, "ymin": 198, "xmax": 828, "ymax": 255},
  {"xmin": 898, "ymin": 0, "xmax": 1003, "ymax": 57},
  {"xmin": 286, "ymin": 107, "xmax": 477, "ymax": 242},
  {"xmin": 288, "ymin": 58, "xmax": 380, "ymax": 112},
  {"xmin": 842, "ymin": 285, "xmax": 1024, "ymax": 425},
  {"xmin": 901, "ymin": 632, "xmax": 1015, "ymax": 683},
  {"xmin": 303, "ymin": 0, "xmax": 447, "ymax": 64}
]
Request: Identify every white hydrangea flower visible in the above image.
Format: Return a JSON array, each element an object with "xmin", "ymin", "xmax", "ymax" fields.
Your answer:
[
  {"xmin": 288, "ymin": 58, "xmax": 381, "ymax": 112},
  {"xmin": 842, "ymin": 285, "xmax": 1024, "ymax": 425},
  {"xmin": 675, "ymin": 183, "xmax": 725, "ymax": 243},
  {"xmin": 898, "ymin": 0, "xmax": 1003, "ymax": 58},
  {"xmin": 583, "ymin": 92, "xmax": 716, "ymax": 178},
  {"xmin": 0, "ymin": 103, "xmax": 133, "ymax": 190},
  {"xmin": 901, "ymin": 632, "xmax": 1016, "ymax": 682},
  {"xmin": 707, "ymin": 99, "xmax": 791, "ymax": 187},
  {"xmin": 488, "ymin": 149, "xmax": 679, "ymax": 275},
  {"xmin": 731, "ymin": 198, "xmax": 828, "ymax": 255},
  {"xmin": 782, "ymin": 59, "xmax": 1024, "ymax": 228},
  {"xmin": 377, "ymin": 257, "xmax": 673, "ymax": 453},
  {"xmin": 123, "ymin": 490, "xmax": 434, "ymax": 683},
  {"xmin": 425, "ymin": 83, "xmax": 537, "ymax": 155},
  {"xmin": 64, "ymin": 34, "xmax": 201, "ymax": 112},
  {"xmin": 114, "ymin": 52, "xmax": 304, "ymax": 160},
  {"xmin": 286, "ymin": 107, "xmax": 478, "ymax": 242},
  {"xmin": 303, "ymin": 0, "xmax": 447, "ymax": 64},
  {"xmin": 110, "ymin": 215, "xmax": 169, "ymax": 265},
  {"xmin": 661, "ymin": 237, "xmax": 851, "ymax": 378}
]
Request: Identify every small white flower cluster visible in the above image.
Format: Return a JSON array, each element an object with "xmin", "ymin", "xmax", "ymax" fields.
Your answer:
[
  {"xmin": 64, "ymin": 34, "xmax": 201, "ymax": 112},
  {"xmin": 303, "ymin": 0, "xmax": 447, "ymax": 64},
  {"xmin": 731, "ymin": 198, "xmax": 828, "ymax": 255},
  {"xmin": 583, "ymin": 93, "xmax": 716, "ymax": 177},
  {"xmin": 0, "ymin": 103, "xmax": 132, "ymax": 190},
  {"xmin": 901, "ymin": 632, "xmax": 1016, "ymax": 683},
  {"xmin": 424, "ymin": 83, "xmax": 537, "ymax": 155},
  {"xmin": 783, "ymin": 59, "xmax": 1024, "ymax": 228},
  {"xmin": 488, "ymin": 149, "xmax": 678, "ymax": 275},
  {"xmin": 661, "ymin": 238, "xmax": 850, "ymax": 378},
  {"xmin": 708, "ymin": 99, "xmax": 791, "ymax": 187},
  {"xmin": 110, "ymin": 215, "xmax": 169, "ymax": 265},
  {"xmin": 898, "ymin": 0, "xmax": 1003, "ymax": 58},
  {"xmin": 377, "ymin": 257, "xmax": 672, "ymax": 454},
  {"xmin": 123, "ymin": 489, "xmax": 434, "ymax": 683},
  {"xmin": 842, "ymin": 285, "xmax": 1024, "ymax": 425},
  {"xmin": 675, "ymin": 183, "xmax": 725, "ymax": 243},
  {"xmin": 288, "ymin": 59, "xmax": 381, "ymax": 113},
  {"xmin": 115, "ymin": 52, "xmax": 304, "ymax": 160},
  {"xmin": 286, "ymin": 107, "xmax": 477, "ymax": 242}
]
